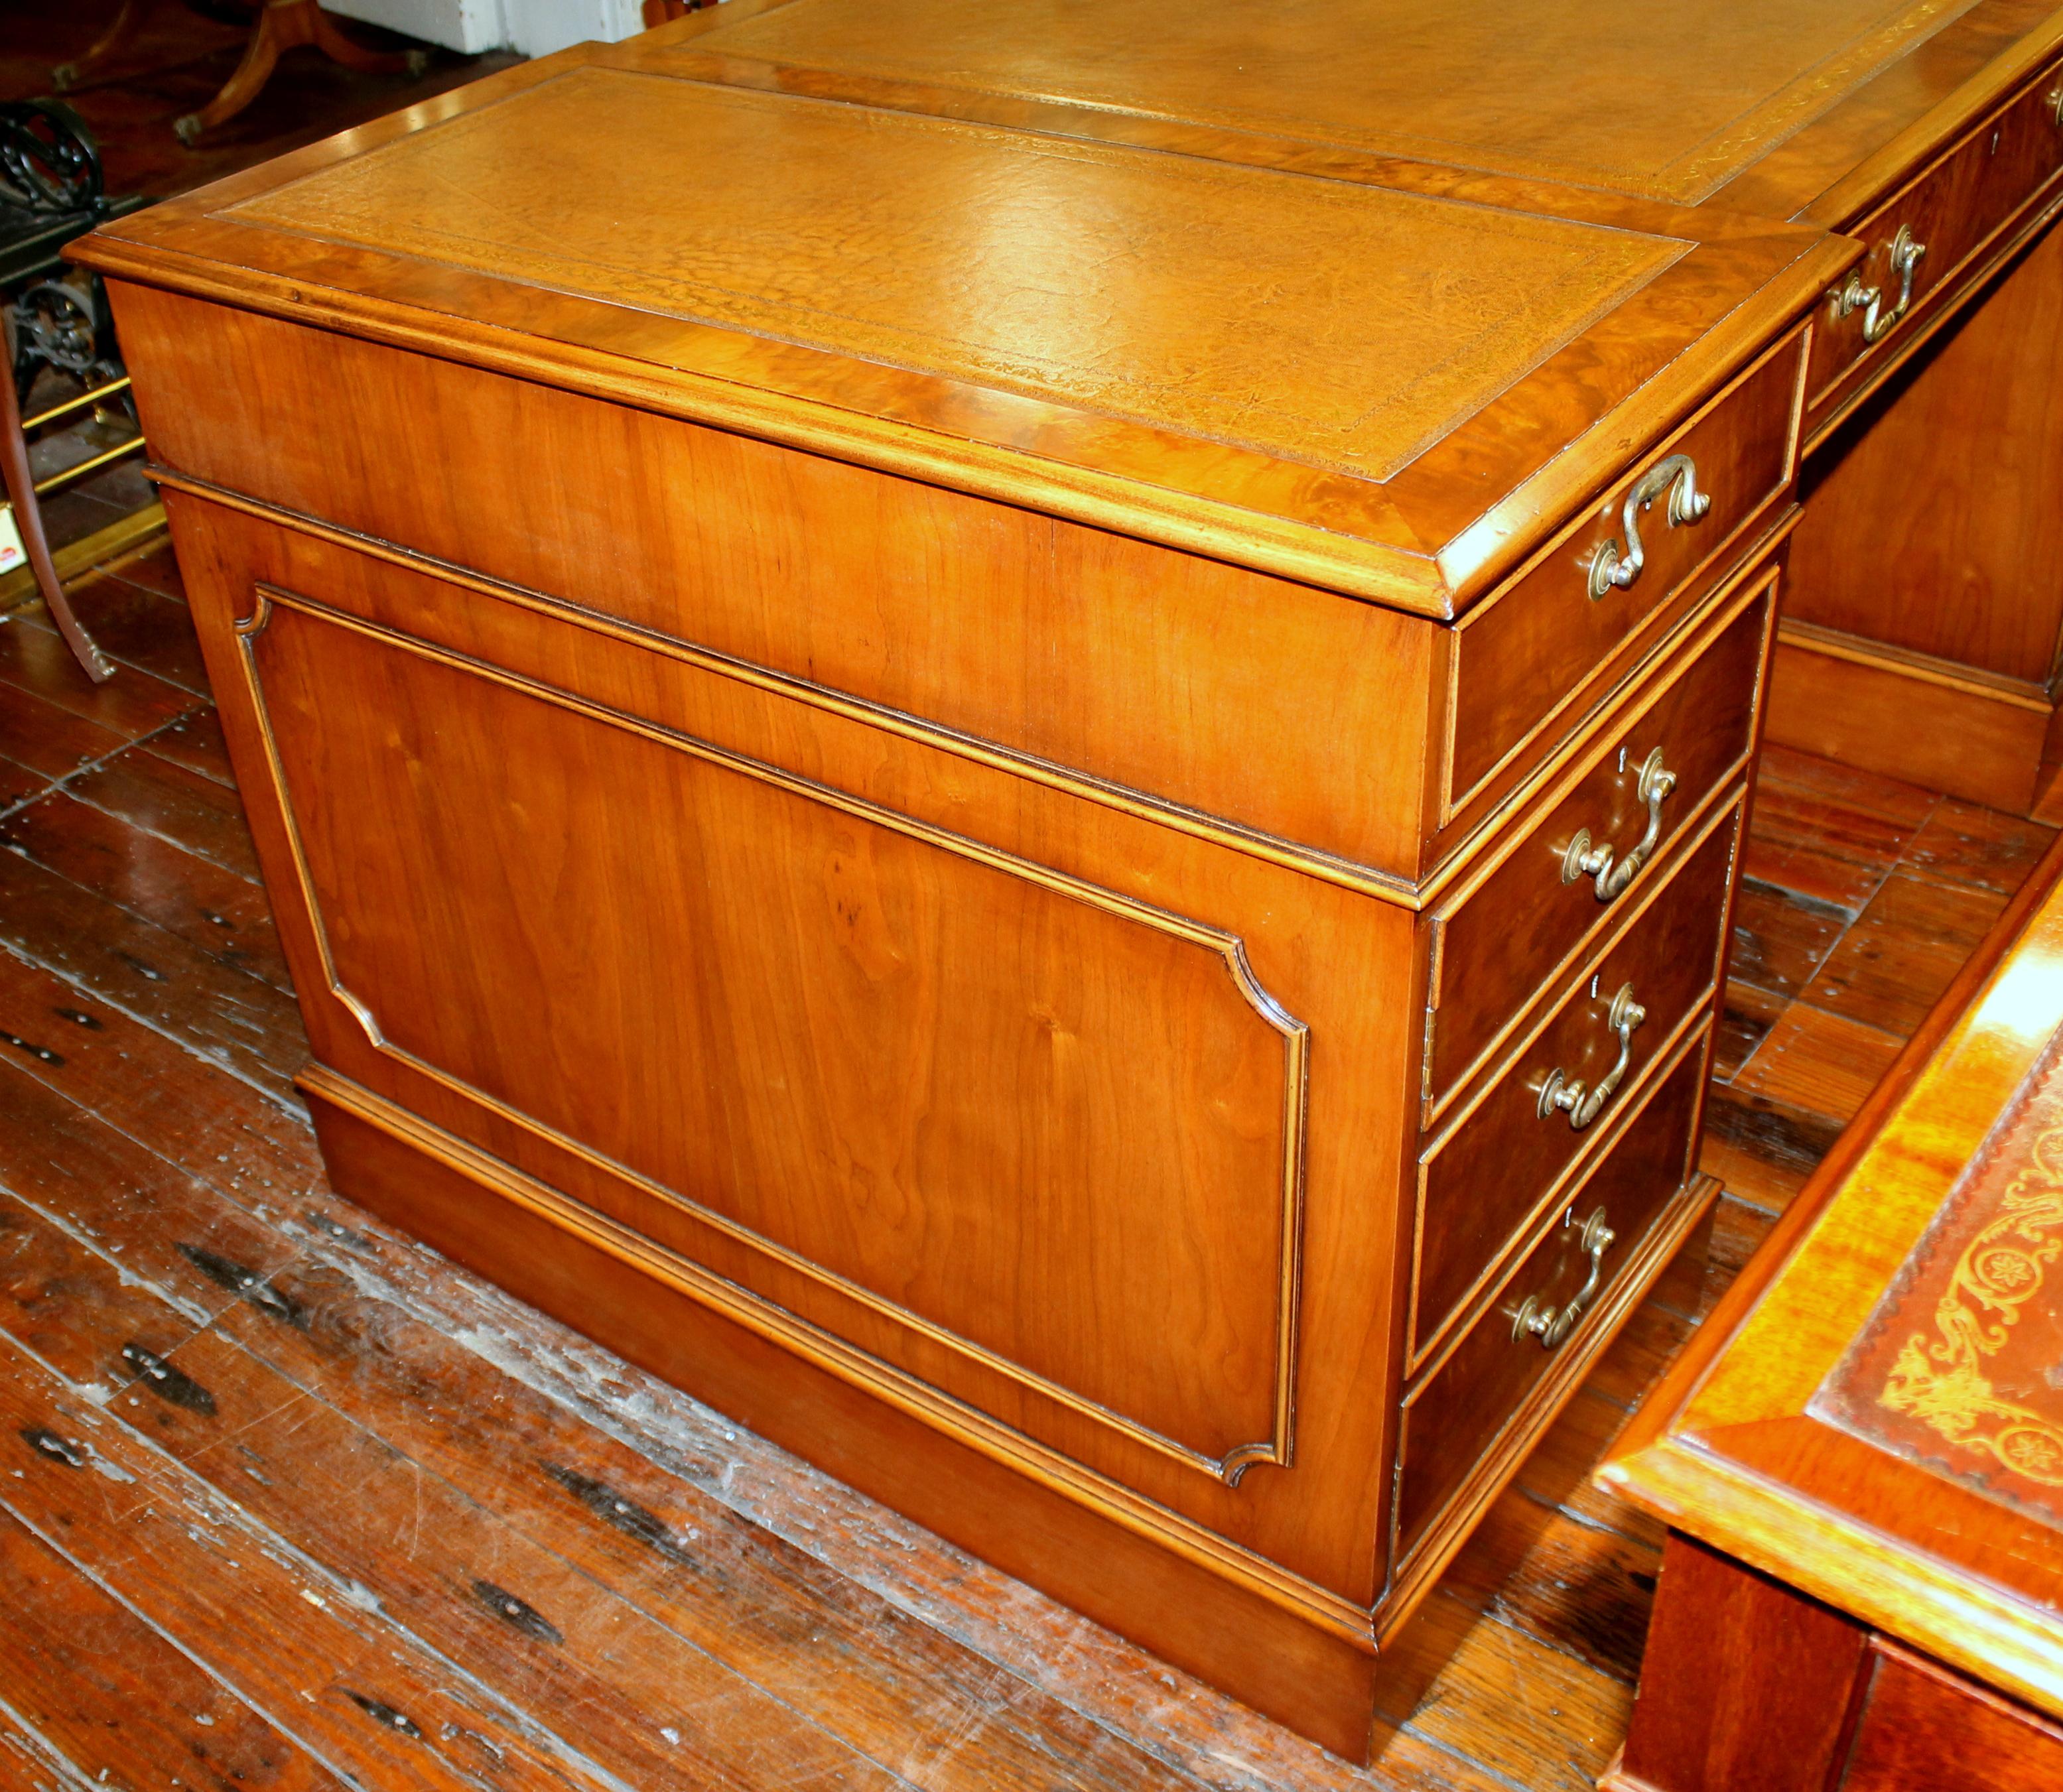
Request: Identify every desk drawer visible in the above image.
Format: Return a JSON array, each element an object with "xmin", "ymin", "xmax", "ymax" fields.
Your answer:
[
  {"xmin": 1807, "ymin": 60, "xmax": 2063, "ymax": 426},
  {"xmin": 1412, "ymin": 798, "xmax": 1740, "ymax": 1366},
  {"xmin": 1424, "ymin": 574, "xmax": 1772, "ymax": 1121},
  {"xmin": 1396, "ymin": 1035, "xmax": 1707, "ymax": 1558},
  {"xmin": 1446, "ymin": 333, "xmax": 1799, "ymax": 818},
  {"xmin": 1838, "ymin": 1643, "xmax": 2063, "ymax": 1792}
]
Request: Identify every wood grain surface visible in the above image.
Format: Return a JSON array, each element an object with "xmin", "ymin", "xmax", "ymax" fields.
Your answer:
[
  {"xmin": 664, "ymin": 0, "xmax": 1992, "ymax": 203},
  {"xmin": 229, "ymin": 66, "xmax": 1680, "ymax": 485},
  {"xmin": 74, "ymin": 43, "xmax": 1854, "ymax": 611},
  {"xmin": 1603, "ymin": 819, "xmax": 2063, "ymax": 1726},
  {"xmin": 648, "ymin": 0, "xmax": 2063, "ymax": 227},
  {"xmin": 3, "ymin": 533, "xmax": 2029, "ymax": 1789}
]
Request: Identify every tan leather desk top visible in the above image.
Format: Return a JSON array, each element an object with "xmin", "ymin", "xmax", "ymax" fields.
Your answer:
[
  {"xmin": 72, "ymin": 42, "xmax": 1851, "ymax": 613},
  {"xmin": 654, "ymin": 0, "xmax": 2063, "ymax": 223}
]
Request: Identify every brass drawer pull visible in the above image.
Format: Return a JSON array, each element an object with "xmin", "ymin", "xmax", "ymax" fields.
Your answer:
[
  {"xmin": 1512, "ymin": 1208, "xmax": 1617, "ymax": 1351},
  {"xmin": 1537, "ymin": 983, "xmax": 1646, "ymax": 1131},
  {"xmin": 1587, "ymin": 453, "xmax": 1712, "ymax": 600},
  {"xmin": 1831, "ymin": 224, "xmax": 1926, "ymax": 346},
  {"xmin": 1562, "ymin": 746, "xmax": 1677, "ymax": 903}
]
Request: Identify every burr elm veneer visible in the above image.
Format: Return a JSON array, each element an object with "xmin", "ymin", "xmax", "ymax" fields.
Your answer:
[{"xmin": 75, "ymin": 32, "xmax": 1855, "ymax": 1760}]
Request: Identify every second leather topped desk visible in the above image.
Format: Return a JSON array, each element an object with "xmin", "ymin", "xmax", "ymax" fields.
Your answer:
[
  {"xmin": 653, "ymin": 0, "xmax": 2063, "ymax": 811},
  {"xmin": 78, "ymin": 36, "xmax": 1850, "ymax": 1761}
]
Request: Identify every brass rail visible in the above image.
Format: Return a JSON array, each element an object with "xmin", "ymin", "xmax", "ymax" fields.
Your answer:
[{"xmin": 23, "ymin": 375, "xmax": 133, "ymax": 433}]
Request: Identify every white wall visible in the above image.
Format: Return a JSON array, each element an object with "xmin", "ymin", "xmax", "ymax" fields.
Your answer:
[{"xmin": 327, "ymin": 0, "xmax": 649, "ymax": 57}]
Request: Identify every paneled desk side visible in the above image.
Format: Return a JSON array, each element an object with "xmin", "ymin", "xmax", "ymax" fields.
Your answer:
[{"xmin": 74, "ymin": 46, "xmax": 1847, "ymax": 1761}]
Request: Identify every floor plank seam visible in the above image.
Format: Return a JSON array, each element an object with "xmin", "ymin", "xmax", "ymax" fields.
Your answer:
[
  {"xmin": 0, "ymin": 1694, "xmax": 99, "ymax": 1792},
  {"xmin": 0, "ymin": 692, "xmax": 210, "ymax": 824},
  {"xmin": 0, "ymin": 1332, "xmax": 653, "ymax": 1792},
  {"xmin": 0, "ymin": 935, "xmax": 307, "ymax": 1110},
  {"xmin": 267, "ymin": 1221, "xmax": 1300, "ymax": 1790},
  {"xmin": 52, "ymin": 778, "xmax": 268, "ymax": 889}
]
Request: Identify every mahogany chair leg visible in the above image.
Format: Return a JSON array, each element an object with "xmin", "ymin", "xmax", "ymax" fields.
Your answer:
[
  {"xmin": 174, "ymin": 0, "xmax": 426, "ymax": 145},
  {"xmin": 52, "ymin": 0, "xmax": 159, "ymax": 94},
  {"xmin": 307, "ymin": 1, "xmax": 421, "ymax": 74},
  {"xmin": 0, "ymin": 322, "xmax": 115, "ymax": 685}
]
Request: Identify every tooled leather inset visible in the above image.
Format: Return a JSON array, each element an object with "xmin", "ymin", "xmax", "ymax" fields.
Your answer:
[
  {"xmin": 224, "ymin": 66, "xmax": 1681, "ymax": 483},
  {"xmin": 675, "ymin": 0, "xmax": 1985, "ymax": 206},
  {"xmin": 1879, "ymin": 1157, "xmax": 2063, "ymax": 1488},
  {"xmin": 1818, "ymin": 1024, "xmax": 2063, "ymax": 1525}
]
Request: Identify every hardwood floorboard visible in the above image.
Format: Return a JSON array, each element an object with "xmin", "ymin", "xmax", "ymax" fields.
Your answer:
[
  {"xmin": 1805, "ymin": 869, "xmax": 2010, "ymax": 1034},
  {"xmin": 1376, "ymin": 1592, "xmax": 1632, "ymax": 1792},
  {"xmin": 1737, "ymin": 776, "xmax": 1918, "ymax": 917},
  {"xmin": 0, "ymin": 787, "xmax": 291, "ymax": 993},
  {"xmin": 1697, "ymin": 1084, "xmax": 1848, "ymax": 1216},
  {"xmin": 1725, "ymin": 879, "xmax": 1849, "ymax": 999},
  {"xmin": 17, "ymin": 572, "xmax": 211, "ymax": 694},
  {"xmin": 0, "ymin": 1333, "xmax": 632, "ymax": 1792},
  {"xmin": 0, "ymin": 849, "xmax": 306, "ymax": 1099},
  {"xmin": 1900, "ymin": 796, "xmax": 2056, "ymax": 895},
  {"xmin": 141, "ymin": 705, "xmax": 239, "ymax": 789},
  {"xmin": 0, "ymin": 521, "xmax": 2050, "ymax": 1787},
  {"xmin": 0, "ymin": 760, "xmax": 42, "ymax": 815},
  {"xmin": 0, "ymin": 1714, "xmax": 95, "ymax": 1791},
  {"xmin": 1729, "ymin": 1002, "xmax": 1905, "ymax": 1126},
  {"xmin": 1712, "ymin": 978, "xmax": 1788, "ymax": 1081},
  {"xmin": 136, "ymin": 1332, "xmax": 945, "ymax": 1792},
  {"xmin": 0, "ymin": 948, "xmax": 321, "ymax": 1199},
  {"xmin": 98, "ymin": 541, "xmax": 190, "ymax": 604},
  {"xmin": 0, "ymin": 1506, "xmax": 350, "ymax": 1792},
  {"xmin": 1435, "ymin": 1492, "xmax": 1659, "ymax": 1684},
  {"xmin": 0, "ymin": 682, "xmax": 129, "ymax": 789},
  {"xmin": 1753, "ymin": 742, "xmax": 1938, "ymax": 828},
  {"xmin": 0, "ymin": 616, "xmax": 199, "ymax": 740},
  {"xmin": 66, "ymin": 743, "xmax": 265, "ymax": 882}
]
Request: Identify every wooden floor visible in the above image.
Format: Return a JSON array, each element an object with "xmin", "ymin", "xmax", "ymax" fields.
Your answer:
[
  {"xmin": 0, "ymin": 539, "xmax": 2051, "ymax": 1792},
  {"xmin": 1, "ymin": 1, "xmax": 521, "ymax": 203}
]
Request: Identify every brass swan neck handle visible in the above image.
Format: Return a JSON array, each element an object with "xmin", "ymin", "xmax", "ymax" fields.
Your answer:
[
  {"xmin": 1562, "ymin": 747, "xmax": 1678, "ymax": 905},
  {"xmin": 1512, "ymin": 1208, "xmax": 1619, "ymax": 1351},
  {"xmin": 1537, "ymin": 983, "xmax": 1647, "ymax": 1133},
  {"xmin": 1587, "ymin": 453, "xmax": 1711, "ymax": 600}
]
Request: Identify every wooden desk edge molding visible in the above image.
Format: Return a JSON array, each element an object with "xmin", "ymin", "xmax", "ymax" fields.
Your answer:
[
  {"xmin": 645, "ymin": 0, "xmax": 2063, "ymax": 818},
  {"xmin": 76, "ymin": 19, "xmax": 1853, "ymax": 1763},
  {"xmin": 1600, "ymin": 826, "xmax": 2063, "ymax": 1791}
]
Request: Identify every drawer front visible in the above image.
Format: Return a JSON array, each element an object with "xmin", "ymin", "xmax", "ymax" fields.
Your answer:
[
  {"xmin": 1413, "ymin": 798, "xmax": 1741, "ymax": 1365},
  {"xmin": 1808, "ymin": 61, "xmax": 2063, "ymax": 424},
  {"xmin": 1425, "ymin": 574, "xmax": 1772, "ymax": 1119},
  {"xmin": 1839, "ymin": 1643, "xmax": 2063, "ymax": 1792},
  {"xmin": 1447, "ymin": 332, "xmax": 1799, "ymax": 816},
  {"xmin": 1396, "ymin": 1036, "xmax": 1707, "ymax": 1557}
]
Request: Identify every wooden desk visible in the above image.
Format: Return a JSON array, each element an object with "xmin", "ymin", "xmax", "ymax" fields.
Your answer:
[
  {"xmin": 1599, "ymin": 831, "xmax": 2063, "ymax": 1791},
  {"xmin": 74, "ymin": 23, "xmax": 1853, "ymax": 1761},
  {"xmin": 645, "ymin": 0, "xmax": 2063, "ymax": 809}
]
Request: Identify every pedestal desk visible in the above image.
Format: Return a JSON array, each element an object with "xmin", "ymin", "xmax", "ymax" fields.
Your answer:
[
  {"xmin": 1599, "ymin": 830, "xmax": 2063, "ymax": 1792},
  {"xmin": 74, "ymin": 21, "xmax": 1857, "ymax": 1763},
  {"xmin": 647, "ymin": 0, "xmax": 2063, "ymax": 811}
]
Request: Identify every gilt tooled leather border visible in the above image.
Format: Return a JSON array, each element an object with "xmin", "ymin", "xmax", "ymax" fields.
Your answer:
[{"xmin": 1814, "ymin": 1019, "xmax": 2063, "ymax": 1529}]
